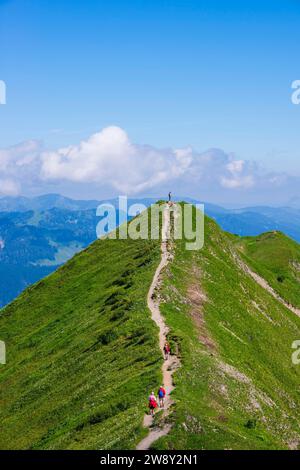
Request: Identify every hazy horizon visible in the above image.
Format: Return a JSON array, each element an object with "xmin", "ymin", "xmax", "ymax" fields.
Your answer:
[{"xmin": 0, "ymin": 190, "xmax": 299, "ymax": 210}]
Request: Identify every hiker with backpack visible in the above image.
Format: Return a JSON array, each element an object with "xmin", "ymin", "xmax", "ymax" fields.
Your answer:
[
  {"xmin": 164, "ymin": 341, "xmax": 171, "ymax": 360},
  {"xmin": 148, "ymin": 392, "xmax": 158, "ymax": 416},
  {"xmin": 158, "ymin": 386, "xmax": 166, "ymax": 408}
]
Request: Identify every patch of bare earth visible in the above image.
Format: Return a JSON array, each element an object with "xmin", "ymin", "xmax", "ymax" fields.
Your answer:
[
  {"xmin": 288, "ymin": 439, "xmax": 300, "ymax": 450},
  {"xmin": 187, "ymin": 267, "xmax": 216, "ymax": 353}
]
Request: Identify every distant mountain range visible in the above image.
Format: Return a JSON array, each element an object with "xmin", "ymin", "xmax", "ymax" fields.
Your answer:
[
  {"xmin": 2, "ymin": 193, "xmax": 300, "ymax": 239},
  {"xmin": 206, "ymin": 205, "xmax": 300, "ymax": 242},
  {"xmin": 0, "ymin": 194, "xmax": 101, "ymax": 212},
  {"xmin": 0, "ymin": 207, "xmax": 98, "ymax": 307},
  {"xmin": 0, "ymin": 193, "xmax": 300, "ymax": 307}
]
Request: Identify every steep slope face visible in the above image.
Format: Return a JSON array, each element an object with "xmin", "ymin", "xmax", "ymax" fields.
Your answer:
[
  {"xmin": 155, "ymin": 210, "xmax": 300, "ymax": 450},
  {"xmin": 0, "ymin": 235, "xmax": 162, "ymax": 449},
  {"xmin": 236, "ymin": 231, "xmax": 300, "ymax": 308}
]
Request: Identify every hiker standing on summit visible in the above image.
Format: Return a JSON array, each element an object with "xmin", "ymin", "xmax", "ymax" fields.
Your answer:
[{"xmin": 168, "ymin": 191, "xmax": 172, "ymax": 203}]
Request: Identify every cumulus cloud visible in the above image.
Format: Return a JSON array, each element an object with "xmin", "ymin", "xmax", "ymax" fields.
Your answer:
[
  {"xmin": 0, "ymin": 178, "xmax": 20, "ymax": 196},
  {"xmin": 0, "ymin": 140, "xmax": 41, "ymax": 195},
  {"xmin": 0, "ymin": 126, "xmax": 297, "ymax": 204},
  {"xmin": 40, "ymin": 126, "xmax": 188, "ymax": 194},
  {"xmin": 40, "ymin": 126, "xmax": 262, "ymax": 194},
  {"xmin": 221, "ymin": 159, "xmax": 255, "ymax": 189}
]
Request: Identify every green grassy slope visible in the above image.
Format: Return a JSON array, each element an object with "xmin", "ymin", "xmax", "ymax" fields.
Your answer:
[
  {"xmin": 0, "ymin": 236, "xmax": 162, "ymax": 450},
  {"xmin": 235, "ymin": 231, "xmax": 300, "ymax": 308},
  {"xmin": 1, "ymin": 204, "xmax": 300, "ymax": 450},
  {"xmin": 155, "ymin": 207, "xmax": 300, "ymax": 450}
]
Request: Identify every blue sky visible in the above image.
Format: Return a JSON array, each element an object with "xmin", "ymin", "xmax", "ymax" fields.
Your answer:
[{"xmin": 0, "ymin": 0, "xmax": 300, "ymax": 205}]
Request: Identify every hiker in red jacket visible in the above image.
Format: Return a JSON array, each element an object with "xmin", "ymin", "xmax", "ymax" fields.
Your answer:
[
  {"xmin": 148, "ymin": 392, "xmax": 158, "ymax": 416},
  {"xmin": 158, "ymin": 386, "xmax": 166, "ymax": 407},
  {"xmin": 164, "ymin": 341, "xmax": 171, "ymax": 360}
]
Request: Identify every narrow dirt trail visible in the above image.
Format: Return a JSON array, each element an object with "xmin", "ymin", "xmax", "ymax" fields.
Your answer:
[
  {"xmin": 235, "ymin": 253, "xmax": 300, "ymax": 318},
  {"xmin": 136, "ymin": 204, "xmax": 180, "ymax": 451}
]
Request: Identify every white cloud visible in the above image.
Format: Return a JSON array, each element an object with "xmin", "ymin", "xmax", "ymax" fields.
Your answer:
[
  {"xmin": 0, "ymin": 140, "xmax": 41, "ymax": 196},
  {"xmin": 0, "ymin": 126, "xmax": 297, "ymax": 205},
  {"xmin": 0, "ymin": 178, "xmax": 20, "ymax": 196},
  {"xmin": 220, "ymin": 158, "xmax": 255, "ymax": 189},
  {"xmin": 40, "ymin": 126, "xmax": 260, "ymax": 195},
  {"xmin": 221, "ymin": 175, "xmax": 254, "ymax": 189},
  {"xmin": 40, "ymin": 126, "xmax": 187, "ymax": 194}
]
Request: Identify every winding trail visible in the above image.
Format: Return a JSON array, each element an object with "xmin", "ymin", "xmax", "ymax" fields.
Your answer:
[
  {"xmin": 136, "ymin": 204, "xmax": 180, "ymax": 451},
  {"xmin": 234, "ymin": 252, "xmax": 300, "ymax": 318}
]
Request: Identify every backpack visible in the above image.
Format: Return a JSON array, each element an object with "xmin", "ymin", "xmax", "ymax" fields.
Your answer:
[
  {"xmin": 158, "ymin": 388, "xmax": 165, "ymax": 398},
  {"xmin": 149, "ymin": 397, "xmax": 157, "ymax": 408}
]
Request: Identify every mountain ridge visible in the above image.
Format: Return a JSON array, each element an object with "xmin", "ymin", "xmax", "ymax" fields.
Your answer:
[
  {"xmin": 1, "ymin": 195, "xmax": 300, "ymax": 308},
  {"xmin": 1, "ymin": 204, "xmax": 300, "ymax": 449}
]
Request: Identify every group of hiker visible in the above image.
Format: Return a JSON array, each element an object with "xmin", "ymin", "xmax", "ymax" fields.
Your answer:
[
  {"xmin": 146, "ymin": 193, "xmax": 173, "ymax": 417},
  {"xmin": 147, "ymin": 341, "xmax": 171, "ymax": 415},
  {"xmin": 148, "ymin": 387, "xmax": 166, "ymax": 416}
]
